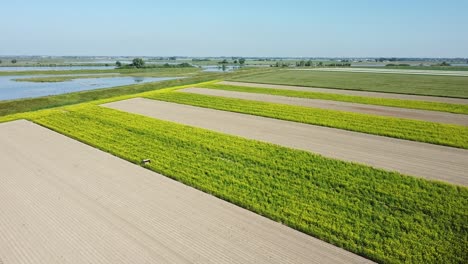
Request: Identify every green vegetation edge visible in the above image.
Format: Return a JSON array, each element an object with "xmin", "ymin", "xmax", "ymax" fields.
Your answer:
[
  {"xmin": 199, "ymin": 83, "xmax": 468, "ymax": 114},
  {"xmin": 146, "ymin": 91, "xmax": 468, "ymax": 149},
  {"xmin": 230, "ymin": 70, "xmax": 468, "ymax": 98}
]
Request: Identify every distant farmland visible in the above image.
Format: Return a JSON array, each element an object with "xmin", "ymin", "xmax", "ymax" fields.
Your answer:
[
  {"xmin": 0, "ymin": 66, "xmax": 467, "ymax": 264},
  {"xmin": 231, "ymin": 70, "xmax": 468, "ymax": 98}
]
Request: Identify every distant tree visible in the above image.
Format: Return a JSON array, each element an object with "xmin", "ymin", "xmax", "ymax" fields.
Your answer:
[
  {"xmin": 233, "ymin": 60, "xmax": 238, "ymax": 64},
  {"xmin": 132, "ymin": 58, "xmax": 145, "ymax": 68},
  {"xmin": 440, "ymin": 61, "xmax": 451, "ymax": 66},
  {"xmin": 11, "ymin": 59, "xmax": 17, "ymax": 64},
  {"xmin": 220, "ymin": 59, "xmax": 228, "ymax": 64},
  {"xmin": 317, "ymin": 62, "xmax": 323, "ymax": 67},
  {"xmin": 239, "ymin": 58, "xmax": 246, "ymax": 65},
  {"xmin": 116, "ymin": 61, "xmax": 122, "ymax": 67},
  {"xmin": 0, "ymin": 59, "xmax": 2, "ymax": 64}
]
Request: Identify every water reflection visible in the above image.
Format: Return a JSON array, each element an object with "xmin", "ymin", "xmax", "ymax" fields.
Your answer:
[
  {"xmin": 0, "ymin": 76, "xmax": 181, "ymax": 101},
  {"xmin": 201, "ymin": 65, "xmax": 240, "ymax": 72},
  {"xmin": 0, "ymin": 66, "xmax": 116, "ymax": 72}
]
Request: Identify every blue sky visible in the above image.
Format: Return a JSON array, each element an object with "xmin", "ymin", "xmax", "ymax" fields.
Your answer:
[{"xmin": 1, "ymin": 0, "xmax": 467, "ymax": 57}]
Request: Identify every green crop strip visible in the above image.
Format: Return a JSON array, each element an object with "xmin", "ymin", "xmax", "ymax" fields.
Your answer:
[
  {"xmin": 145, "ymin": 92, "xmax": 468, "ymax": 149},
  {"xmin": 29, "ymin": 104, "xmax": 467, "ymax": 263},
  {"xmin": 198, "ymin": 83, "xmax": 468, "ymax": 114},
  {"xmin": 230, "ymin": 70, "xmax": 468, "ymax": 98}
]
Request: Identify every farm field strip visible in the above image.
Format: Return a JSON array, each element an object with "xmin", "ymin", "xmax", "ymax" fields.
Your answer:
[
  {"xmin": 25, "ymin": 105, "xmax": 468, "ymax": 263},
  {"xmin": 212, "ymin": 82, "xmax": 468, "ymax": 113},
  {"xmin": 143, "ymin": 92, "xmax": 468, "ymax": 149},
  {"xmin": 103, "ymin": 98, "xmax": 468, "ymax": 186},
  {"xmin": 182, "ymin": 87, "xmax": 468, "ymax": 125},
  {"xmin": 230, "ymin": 71, "xmax": 468, "ymax": 98},
  {"xmin": 222, "ymin": 81, "xmax": 468, "ymax": 105},
  {"xmin": 0, "ymin": 120, "xmax": 372, "ymax": 264},
  {"xmin": 295, "ymin": 67, "xmax": 468, "ymax": 76}
]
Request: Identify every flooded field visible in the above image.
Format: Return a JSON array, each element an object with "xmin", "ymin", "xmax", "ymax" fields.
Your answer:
[
  {"xmin": 0, "ymin": 75, "xmax": 179, "ymax": 101},
  {"xmin": 0, "ymin": 66, "xmax": 115, "ymax": 72}
]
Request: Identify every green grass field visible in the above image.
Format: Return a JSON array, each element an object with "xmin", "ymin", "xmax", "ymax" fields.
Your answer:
[
  {"xmin": 380, "ymin": 66, "xmax": 468, "ymax": 71},
  {"xmin": 146, "ymin": 91, "xmax": 468, "ymax": 148},
  {"xmin": 199, "ymin": 83, "xmax": 468, "ymax": 114},
  {"xmin": 14, "ymin": 103, "xmax": 464, "ymax": 264},
  {"xmin": 13, "ymin": 68, "xmax": 198, "ymax": 82},
  {"xmin": 0, "ymin": 66, "xmax": 200, "ymax": 77},
  {"xmin": 13, "ymin": 74, "xmax": 119, "ymax": 82},
  {"xmin": 231, "ymin": 70, "xmax": 468, "ymax": 98}
]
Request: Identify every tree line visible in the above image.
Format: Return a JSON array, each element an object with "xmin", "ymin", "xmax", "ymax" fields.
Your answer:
[{"xmin": 116, "ymin": 58, "xmax": 194, "ymax": 69}]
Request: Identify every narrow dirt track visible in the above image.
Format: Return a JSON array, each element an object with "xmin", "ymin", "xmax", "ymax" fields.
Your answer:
[
  {"xmin": 0, "ymin": 120, "xmax": 372, "ymax": 264},
  {"xmin": 221, "ymin": 81, "xmax": 468, "ymax": 105},
  {"xmin": 103, "ymin": 98, "xmax": 468, "ymax": 186},
  {"xmin": 181, "ymin": 88, "xmax": 468, "ymax": 125}
]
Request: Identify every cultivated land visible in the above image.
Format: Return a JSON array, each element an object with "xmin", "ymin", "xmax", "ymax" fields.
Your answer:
[
  {"xmin": 296, "ymin": 67, "xmax": 468, "ymax": 77},
  {"xmin": 231, "ymin": 70, "xmax": 468, "ymax": 98},
  {"xmin": 0, "ymin": 120, "xmax": 371, "ymax": 264},
  {"xmin": 221, "ymin": 81, "xmax": 468, "ymax": 105},
  {"xmin": 5, "ymin": 103, "xmax": 463, "ymax": 263},
  {"xmin": 0, "ymin": 66, "xmax": 467, "ymax": 264},
  {"xmin": 181, "ymin": 88, "xmax": 468, "ymax": 125},
  {"xmin": 214, "ymin": 82, "xmax": 468, "ymax": 114},
  {"xmin": 104, "ymin": 98, "xmax": 468, "ymax": 186},
  {"xmin": 374, "ymin": 65, "xmax": 468, "ymax": 71},
  {"xmin": 147, "ymin": 91, "xmax": 468, "ymax": 149}
]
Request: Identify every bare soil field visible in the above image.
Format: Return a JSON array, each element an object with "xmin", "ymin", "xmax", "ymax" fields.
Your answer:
[
  {"xmin": 0, "ymin": 120, "xmax": 372, "ymax": 264},
  {"xmin": 104, "ymin": 98, "xmax": 468, "ymax": 186},
  {"xmin": 221, "ymin": 81, "xmax": 468, "ymax": 105},
  {"xmin": 181, "ymin": 88, "xmax": 468, "ymax": 125}
]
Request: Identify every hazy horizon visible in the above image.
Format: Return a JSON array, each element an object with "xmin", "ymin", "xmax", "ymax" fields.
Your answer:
[{"xmin": 2, "ymin": 0, "xmax": 467, "ymax": 57}]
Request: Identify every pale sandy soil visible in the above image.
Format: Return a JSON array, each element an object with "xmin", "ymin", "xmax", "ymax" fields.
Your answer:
[
  {"xmin": 221, "ymin": 81, "xmax": 468, "ymax": 105},
  {"xmin": 0, "ymin": 120, "xmax": 372, "ymax": 264},
  {"xmin": 103, "ymin": 98, "xmax": 468, "ymax": 186},
  {"xmin": 181, "ymin": 88, "xmax": 468, "ymax": 126}
]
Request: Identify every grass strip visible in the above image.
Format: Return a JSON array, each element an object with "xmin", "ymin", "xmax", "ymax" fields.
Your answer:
[
  {"xmin": 30, "ymin": 104, "xmax": 467, "ymax": 264},
  {"xmin": 13, "ymin": 75, "xmax": 120, "ymax": 82},
  {"xmin": 13, "ymin": 68, "xmax": 200, "ymax": 82},
  {"xmin": 230, "ymin": 70, "xmax": 468, "ymax": 98},
  {"xmin": 145, "ymin": 92, "xmax": 468, "ymax": 149},
  {"xmin": 0, "ymin": 66, "xmax": 198, "ymax": 76},
  {"xmin": 200, "ymin": 83, "xmax": 468, "ymax": 114}
]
